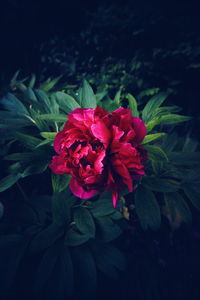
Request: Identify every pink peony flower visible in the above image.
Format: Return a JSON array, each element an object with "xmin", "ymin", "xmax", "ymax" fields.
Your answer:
[{"xmin": 50, "ymin": 107, "xmax": 147, "ymax": 207}]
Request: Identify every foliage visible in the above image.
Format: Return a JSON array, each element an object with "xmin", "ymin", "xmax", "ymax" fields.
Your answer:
[{"xmin": 0, "ymin": 73, "xmax": 199, "ymax": 299}]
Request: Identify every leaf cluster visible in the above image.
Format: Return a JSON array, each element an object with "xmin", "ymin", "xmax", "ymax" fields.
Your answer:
[{"xmin": 0, "ymin": 74, "xmax": 199, "ymax": 298}]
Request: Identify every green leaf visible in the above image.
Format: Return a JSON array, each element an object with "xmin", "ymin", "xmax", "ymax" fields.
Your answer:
[
  {"xmin": 154, "ymin": 105, "xmax": 182, "ymax": 116},
  {"xmin": 24, "ymin": 87, "xmax": 38, "ymax": 103},
  {"xmin": 168, "ymin": 152, "xmax": 200, "ymax": 165},
  {"xmin": 159, "ymin": 114, "xmax": 192, "ymax": 125},
  {"xmin": 81, "ymin": 80, "xmax": 97, "ymax": 108},
  {"xmin": 39, "ymin": 76, "xmax": 62, "ymax": 92},
  {"xmin": 138, "ymin": 87, "xmax": 160, "ymax": 99},
  {"xmin": 17, "ymin": 82, "xmax": 27, "ymax": 92},
  {"xmin": 0, "ymin": 118, "xmax": 31, "ymax": 129},
  {"xmin": 29, "ymin": 108, "xmax": 50, "ymax": 131},
  {"xmin": 76, "ymin": 87, "xmax": 83, "ymax": 105},
  {"xmin": 0, "ymin": 174, "xmax": 21, "ymax": 192},
  {"xmin": 96, "ymin": 90, "xmax": 107, "ymax": 101},
  {"xmin": 95, "ymin": 216, "xmax": 122, "ymax": 242},
  {"xmin": 28, "ymin": 223, "xmax": 65, "ymax": 255},
  {"xmin": 183, "ymin": 185, "xmax": 200, "ymax": 210},
  {"xmin": 40, "ymin": 131, "xmax": 57, "ymax": 140},
  {"xmin": 113, "ymin": 89, "xmax": 121, "ymax": 104},
  {"xmin": 145, "ymin": 117, "xmax": 161, "ymax": 132},
  {"xmin": 135, "ymin": 185, "xmax": 161, "ymax": 230},
  {"xmin": 110, "ymin": 210, "xmax": 123, "ymax": 220},
  {"xmin": 5, "ymin": 152, "xmax": 34, "ymax": 162},
  {"xmin": 37, "ymin": 113, "xmax": 68, "ymax": 122},
  {"xmin": 141, "ymin": 133, "xmax": 165, "ymax": 144},
  {"xmin": 142, "ymin": 92, "xmax": 168, "ymax": 123},
  {"xmin": 101, "ymin": 100, "xmax": 120, "ymax": 113},
  {"xmin": 65, "ymin": 229, "xmax": 90, "ymax": 246},
  {"xmin": 28, "ymin": 74, "xmax": 36, "ymax": 88},
  {"xmin": 52, "ymin": 191, "xmax": 73, "ymax": 225},
  {"xmin": 55, "ymin": 91, "xmax": 81, "ymax": 112},
  {"xmin": 34, "ymin": 89, "xmax": 52, "ymax": 112},
  {"xmin": 74, "ymin": 207, "xmax": 95, "ymax": 238},
  {"xmin": 144, "ymin": 145, "xmax": 168, "ymax": 161},
  {"xmin": 164, "ymin": 192, "xmax": 192, "ymax": 223},
  {"xmin": 35, "ymin": 139, "xmax": 53, "ymax": 148},
  {"xmin": 91, "ymin": 242, "xmax": 126, "ymax": 279},
  {"xmin": 0, "ymin": 93, "xmax": 29, "ymax": 115},
  {"xmin": 89, "ymin": 193, "xmax": 116, "ymax": 217},
  {"xmin": 49, "ymin": 95, "xmax": 60, "ymax": 114},
  {"xmin": 142, "ymin": 176, "xmax": 179, "ymax": 192},
  {"xmin": 6, "ymin": 149, "xmax": 52, "ymax": 165},
  {"xmin": 0, "ymin": 111, "xmax": 20, "ymax": 119},
  {"xmin": 51, "ymin": 173, "xmax": 71, "ymax": 193},
  {"xmin": 21, "ymin": 161, "xmax": 49, "ymax": 177},
  {"xmin": 15, "ymin": 132, "xmax": 42, "ymax": 149},
  {"xmin": 10, "ymin": 69, "xmax": 20, "ymax": 85},
  {"xmin": 0, "ymin": 112, "xmax": 32, "ymax": 128},
  {"xmin": 126, "ymin": 93, "xmax": 139, "ymax": 117}
]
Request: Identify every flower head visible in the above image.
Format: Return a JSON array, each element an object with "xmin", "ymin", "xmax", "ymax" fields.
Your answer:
[{"xmin": 50, "ymin": 107, "xmax": 147, "ymax": 207}]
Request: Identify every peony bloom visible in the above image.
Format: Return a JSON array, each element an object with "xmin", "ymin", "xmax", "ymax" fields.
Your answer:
[{"xmin": 50, "ymin": 107, "xmax": 147, "ymax": 207}]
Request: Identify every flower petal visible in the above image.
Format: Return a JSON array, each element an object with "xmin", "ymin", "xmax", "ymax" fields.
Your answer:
[
  {"xmin": 91, "ymin": 121, "xmax": 110, "ymax": 146},
  {"xmin": 112, "ymin": 125, "xmax": 124, "ymax": 141},
  {"xmin": 49, "ymin": 156, "xmax": 70, "ymax": 175},
  {"xmin": 113, "ymin": 160, "xmax": 133, "ymax": 192},
  {"xmin": 54, "ymin": 131, "xmax": 64, "ymax": 154},
  {"xmin": 94, "ymin": 149, "xmax": 106, "ymax": 174},
  {"xmin": 112, "ymin": 190, "xmax": 119, "ymax": 208},
  {"xmin": 132, "ymin": 116, "xmax": 146, "ymax": 144},
  {"xmin": 69, "ymin": 177, "xmax": 97, "ymax": 199}
]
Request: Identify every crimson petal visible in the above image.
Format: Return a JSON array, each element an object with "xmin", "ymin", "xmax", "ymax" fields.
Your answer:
[
  {"xmin": 132, "ymin": 116, "xmax": 146, "ymax": 144},
  {"xmin": 69, "ymin": 177, "xmax": 97, "ymax": 199}
]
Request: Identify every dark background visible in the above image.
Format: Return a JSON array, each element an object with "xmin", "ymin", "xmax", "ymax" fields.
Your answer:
[
  {"xmin": 0, "ymin": 0, "xmax": 200, "ymax": 116},
  {"xmin": 0, "ymin": 1, "xmax": 200, "ymax": 299}
]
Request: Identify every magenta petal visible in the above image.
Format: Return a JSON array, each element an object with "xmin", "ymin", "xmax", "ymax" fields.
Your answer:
[
  {"xmin": 69, "ymin": 177, "xmax": 97, "ymax": 199},
  {"xmin": 112, "ymin": 125, "xmax": 124, "ymax": 141},
  {"xmin": 49, "ymin": 156, "xmax": 69, "ymax": 175},
  {"xmin": 112, "ymin": 190, "xmax": 119, "ymax": 208},
  {"xmin": 94, "ymin": 149, "xmax": 106, "ymax": 173},
  {"xmin": 91, "ymin": 121, "xmax": 110, "ymax": 146},
  {"xmin": 132, "ymin": 116, "xmax": 146, "ymax": 144},
  {"xmin": 68, "ymin": 108, "xmax": 94, "ymax": 125},
  {"xmin": 54, "ymin": 131, "xmax": 64, "ymax": 154},
  {"xmin": 113, "ymin": 162, "xmax": 133, "ymax": 192}
]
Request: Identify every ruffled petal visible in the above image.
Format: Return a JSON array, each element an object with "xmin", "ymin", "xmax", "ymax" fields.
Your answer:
[
  {"xmin": 112, "ymin": 125, "xmax": 124, "ymax": 141},
  {"xmin": 91, "ymin": 121, "xmax": 111, "ymax": 146},
  {"xmin": 49, "ymin": 156, "xmax": 70, "ymax": 175},
  {"xmin": 94, "ymin": 149, "xmax": 106, "ymax": 174}
]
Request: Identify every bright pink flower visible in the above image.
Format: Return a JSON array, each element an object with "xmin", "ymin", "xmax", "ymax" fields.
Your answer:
[{"xmin": 50, "ymin": 107, "xmax": 147, "ymax": 207}]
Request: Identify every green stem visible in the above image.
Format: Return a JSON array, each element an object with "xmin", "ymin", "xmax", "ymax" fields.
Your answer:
[{"xmin": 55, "ymin": 122, "xmax": 59, "ymax": 132}]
